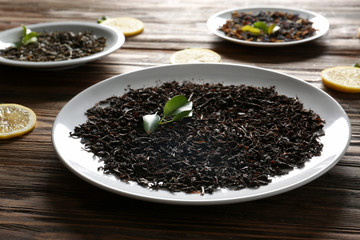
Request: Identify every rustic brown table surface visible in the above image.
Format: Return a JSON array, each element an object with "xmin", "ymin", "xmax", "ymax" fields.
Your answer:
[{"xmin": 1, "ymin": 0, "xmax": 360, "ymax": 239}]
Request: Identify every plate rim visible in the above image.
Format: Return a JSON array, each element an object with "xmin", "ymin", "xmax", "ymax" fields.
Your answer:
[
  {"xmin": 207, "ymin": 6, "xmax": 330, "ymax": 47},
  {"xmin": 52, "ymin": 63, "xmax": 351, "ymax": 205},
  {"xmin": 0, "ymin": 21, "xmax": 125, "ymax": 69}
]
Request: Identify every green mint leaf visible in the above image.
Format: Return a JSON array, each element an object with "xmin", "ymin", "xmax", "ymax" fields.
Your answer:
[
  {"xmin": 163, "ymin": 95, "xmax": 190, "ymax": 117},
  {"xmin": 353, "ymin": 63, "xmax": 360, "ymax": 68},
  {"xmin": 253, "ymin": 21, "xmax": 268, "ymax": 34},
  {"xmin": 143, "ymin": 114, "xmax": 160, "ymax": 134}
]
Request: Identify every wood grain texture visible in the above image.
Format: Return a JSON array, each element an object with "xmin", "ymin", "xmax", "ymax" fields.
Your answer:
[{"xmin": 1, "ymin": 0, "xmax": 360, "ymax": 239}]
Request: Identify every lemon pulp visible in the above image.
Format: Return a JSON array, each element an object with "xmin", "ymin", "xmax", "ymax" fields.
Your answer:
[
  {"xmin": 170, "ymin": 48, "xmax": 221, "ymax": 64},
  {"xmin": 101, "ymin": 17, "xmax": 144, "ymax": 37},
  {"xmin": 0, "ymin": 104, "xmax": 36, "ymax": 139},
  {"xmin": 321, "ymin": 66, "xmax": 360, "ymax": 93}
]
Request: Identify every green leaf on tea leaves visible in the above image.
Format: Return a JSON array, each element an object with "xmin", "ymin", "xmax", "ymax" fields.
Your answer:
[
  {"xmin": 97, "ymin": 16, "xmax": 110, "ymax": 23},
  {"xmin": 22, "ymin": 25, "xmax": 28, "ymax": 36},
  {"xmin": 171, "ymin": 110, "xmax": 193, "ymax": 122},
  {"xmin": 143, "ymin": 94, "xmax": 193, "ymax": 134},
  {"xmin": 20, "ymin": 25, "xmax": 38, "ymax": 46},
  {"xmin": 163, "ymin": 95, "xmax": 190, "ymax": 117},
  {"xmin": 143, "ymin": 114, "xmax": 160, "ymax": 134},
  {"xmin": 268, "ymin": 24, "xmax": 280, "ymax": 35},
  {"xmin": 253, "ymin": 21, "xmax": 268, "ymax": 34},
  {"xmin": 22, "ymin": 32, "xmax": 38, "ymax": 45},
  {"xmin": 252, "ymin": 21, "xmax": 279, "ymax": 35},
  {"xmin": 241, "ymin": 25, "xmax": 261, "ymax": 36},
  {"xmin": 169, "ymin": 101, "xmax": 193, "ymax": 117}
]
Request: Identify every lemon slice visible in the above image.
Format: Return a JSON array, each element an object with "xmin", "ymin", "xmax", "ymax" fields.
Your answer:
[
  {"xmin": 100, "ymin": 17, "xmax": 144, "ymax": 37},
  {"xmin": 170, "ymin": 48, "xmax": 221, "ymax": 64},
  {"xmin": 0, "ymin": 103, "xmax": 36, "ymax": 139},
  {"xmin": 321, "ymin": 66, "xmax": 360, "ymax": 93}
]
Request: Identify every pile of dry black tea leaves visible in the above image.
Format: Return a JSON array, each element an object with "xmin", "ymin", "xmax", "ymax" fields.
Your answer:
[
  {"xmin": 220, "ymin": 11, "xmax": 316, "ymax": 42},
  {"xmin": 70, "ymin": 81, "xmax": 325, "ymax": 195},
  {"xmin": 0, "ymin": 31, "xmax": 106, "ymax": 62}
]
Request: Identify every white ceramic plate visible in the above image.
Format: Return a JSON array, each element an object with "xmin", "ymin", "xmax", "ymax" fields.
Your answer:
[
  {"xmin": 0, "ymin": 22, "xmax": 125, "ymax": 70},
  {"xmin": 207, "ymin": 6, "xmax": 329, "ymax": 47},
  {"xmin": 52, "ymin": 63, "xmax": 351, "ymax": 205}
]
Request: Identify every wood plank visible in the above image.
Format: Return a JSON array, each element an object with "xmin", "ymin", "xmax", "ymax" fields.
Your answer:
[{"xmin": 1, "ymin": 0, "xmax": 360, "ymax": 239}]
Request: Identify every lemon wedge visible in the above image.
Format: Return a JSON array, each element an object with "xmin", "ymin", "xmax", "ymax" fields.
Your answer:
[
  {"xmin": 0, "ymin": 103, "xmax": 36, "ymax": 139},
  {"xmin": 321, "ymin": 66, "xmax": 360, "ymax": 93},
  {"xmin": 170, "ymin": 48, "xmax": 221, "ymax": 64},
  {"xmin": 100, "ymin": 17, "xmax": 144, "ymax": 37}
]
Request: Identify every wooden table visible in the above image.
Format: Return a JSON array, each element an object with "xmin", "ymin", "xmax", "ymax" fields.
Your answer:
[{"xmin": 1, "ymin": 0, "xmax": 359, "ymax": 239}]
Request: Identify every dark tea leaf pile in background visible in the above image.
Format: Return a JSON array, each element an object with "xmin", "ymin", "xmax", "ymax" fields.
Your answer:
[
  {"xmin": 0, "ymin": 31, "xmax": 106, "ymax": 61},
  {"xmin": 220, "ymin": 11, "xmax": 316, "ymax": 42},
  {"xmin": 70, "ymin": 81, "xmax": 325, "ymax": 194}
]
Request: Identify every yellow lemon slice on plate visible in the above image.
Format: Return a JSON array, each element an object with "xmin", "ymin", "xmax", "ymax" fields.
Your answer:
[
  {"xmin": 170, "ymin": 48, "xmax": 221, "ymax": 64},
  {"xmin": 100, "ymin": 17, "xmax": 144, "ymax": 37},
  {"xmin": 0, "ymin": 103, "xmax": 36, "ymax": 139},
  {"xmin": 321, "ymin": 66, "xmax": 360, "ymax": 93}
]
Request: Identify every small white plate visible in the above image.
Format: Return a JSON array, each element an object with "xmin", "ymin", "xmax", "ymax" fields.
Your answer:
[
  {"xmin": 52, "ymin": 63, "xmax": 351, "ymax": 205},
  {"xmin": 207, "ymin": 6, "xmax": 330, "ymax": 47},
  {"xmin": 0, "ymin": 22, "xmax": 125, "ymax": 70}
]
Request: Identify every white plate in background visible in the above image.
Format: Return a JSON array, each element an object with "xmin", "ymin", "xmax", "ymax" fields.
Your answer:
[
  {"xmin": 207, "ymin": 6, "xmax": 329, "ymax": 47},
  {"xmin": 0, "ymin": 21, "xmax": 125, "ymax": 70}
]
